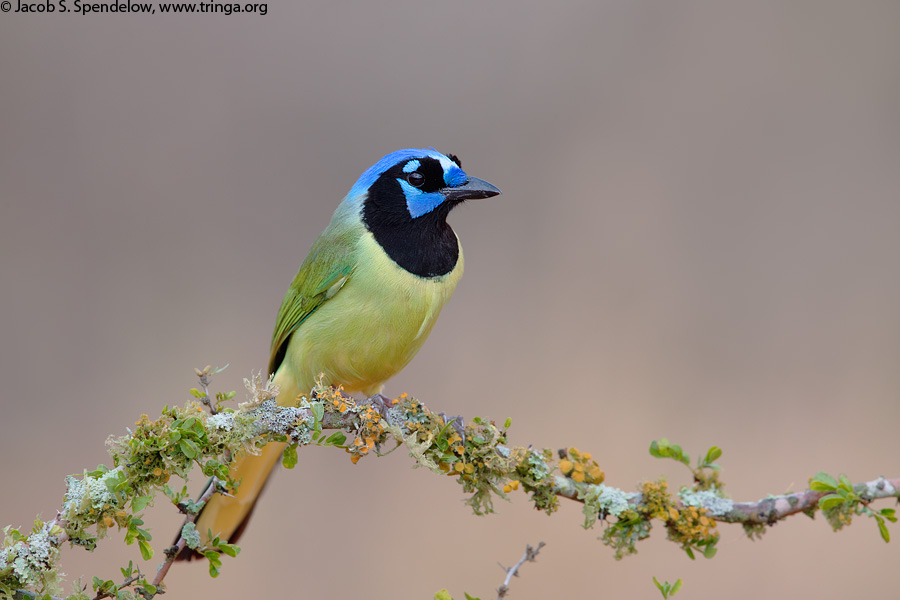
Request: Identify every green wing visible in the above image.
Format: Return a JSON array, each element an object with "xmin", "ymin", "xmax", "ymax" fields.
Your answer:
[{"xmin": 268, "ymin": 224, "xmax": 358, "ymax": 375}]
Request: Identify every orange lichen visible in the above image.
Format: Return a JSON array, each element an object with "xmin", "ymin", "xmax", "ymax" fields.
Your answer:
[{"xmin": 560, "ymin": 447, "xmax": 605, "ymax": 485}]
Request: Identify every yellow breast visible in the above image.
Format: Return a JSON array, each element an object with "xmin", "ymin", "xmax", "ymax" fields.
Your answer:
[{"xmin": 277, "ymin": 231, "xmax": 463, "ymax": 401}]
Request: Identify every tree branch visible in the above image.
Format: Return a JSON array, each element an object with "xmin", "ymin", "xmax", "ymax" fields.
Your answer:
[
  {"xmin": 552, "ymin": 475, "xmax": 900, "ymax": 524},
  {"xmin": 152, "ymin": 476, "xmax": 223, "ymax": 590},
  {"xmin": 3, "ymin": 372, "xmax": 897, "ymax": 599}
]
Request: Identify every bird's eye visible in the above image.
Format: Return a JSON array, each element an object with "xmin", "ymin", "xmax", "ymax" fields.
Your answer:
[{"xmin": 407, "ymin": 172, "xmax": 425, "ymax": 187}]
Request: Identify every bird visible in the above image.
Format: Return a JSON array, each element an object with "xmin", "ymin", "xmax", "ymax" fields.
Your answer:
[{"xmin": 176, "ymin": 148, "xmax": 500, "ymax": 559}]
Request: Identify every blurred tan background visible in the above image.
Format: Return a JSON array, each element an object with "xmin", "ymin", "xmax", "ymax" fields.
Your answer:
[{"xmin": 2, "ymin": 2, "xmax": 899, "ymax": 598}]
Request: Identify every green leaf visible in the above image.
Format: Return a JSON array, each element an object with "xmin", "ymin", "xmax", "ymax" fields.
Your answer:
[
  {"xmin": 120, "ymin": 561, "xmax": 134, "ymax": 578},
  {"xmin": 464, "ymin": 593, "xmax": 480, "ymax": 600},
  {"xmin": 205, "ymin": 551, "xmax": 222, "ymax": 578},
  {"xmin": 649, "ymin": 439, "xmax": 690, "ymax": 465},
  {"xmin": 702, "ymin": 545, "xmax": 717, "ymax": 559},
  {"xmin": 653, "ymin": 576, "xmax": 664, "ymax": 591},
  {"xmin": 671, "ymin": 578, "xmax": 683, "ymax": 595},
  {"xmin": 282, "ymin": 444, "xmax": 298, "ymax": 469},
  {"xmin": 880, "ymin": 508, "xmax": 897, "ymax": 523},
  {"xmin": 180, "ymin": 439, "xmax": 199, "ymax": 459},
  {"xmin": 312, "ymin": 402, "xmax": 325, "ymax": 423},
  {"xmin": 877, "ymin": 516, "xmax": 890, "ymax": 542},
  {"xmin": 504, "ymin": 417, "xmax": 512, "ymax": 429},
  {"xmin": 138, "ymin": 539, "xmax": 154, "ymax": 560},
  {"xmin": 684, "ymin": 546, "xmax": 695, "ymax": 560},
  {"xmin": 838, "ymin": 474, "xmax": 854, "ymax": 493},
  {"xmin": 810, "ymin": 472, "xmax": 838, "ymax": 491},
  {"xmin": 141, "ymin": 583, "xmax": 157, "ymax": 596},
  {"xmin": 104, "ymin": 472, "xmax": 123, "ymax": 494},
  {"xmin": 704, "ymin": 446, "xmax": 722, "ymax": 464},
  {"xmin": 219, "ymin": 542, "xmax": 240, "ymax": 558},
  {"xmin": 132, "ymin": 495, "xmax": 152, "ymax": 512},
  {"xmin": 88, "ymin": 464, "xmax": 110, "ymax": 477},
  {"xmin": 324, "ymin": 432, "xmax": 347, "ymax": 446},
  {"xmin": 189, "ymin": 388, "xmax": 205, "ymax": 399},
  {"xmin": 818, "ymin": 495, "xmax": 845, "ymax": 510}
]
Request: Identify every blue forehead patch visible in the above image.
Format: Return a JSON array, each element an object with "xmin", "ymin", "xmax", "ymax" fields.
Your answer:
[{"xmin": 402, "ymin": 160, "xmax": 420, "ymax": 173}]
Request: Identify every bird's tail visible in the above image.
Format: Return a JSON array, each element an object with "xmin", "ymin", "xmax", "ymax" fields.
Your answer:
[
  {"xmin": 174, "ymin": 368, "xmax": 303, "ymax": 561},
  {"xmin": 173, "ymin": 440, "xmax": 286, "ymax": 561}
]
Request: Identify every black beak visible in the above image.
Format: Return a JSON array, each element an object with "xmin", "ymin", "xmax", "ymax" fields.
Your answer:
[{"xmin": 441, "ymin": 177, "xmax": 501, "ymax": 202}]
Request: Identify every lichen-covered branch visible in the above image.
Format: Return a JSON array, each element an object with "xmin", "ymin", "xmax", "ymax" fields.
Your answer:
[
  {"xmin": 553, "ymin": 474, "xmax": 900, "ymax": 523},
  {"xmin": 2, "ymin": 371, "xmax": 897, "ymax": 600}
]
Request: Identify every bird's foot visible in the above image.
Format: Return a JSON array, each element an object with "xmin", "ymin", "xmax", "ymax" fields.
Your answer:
[
  {"xmin": 365, "ymin": 393, "xmax": 393, "ymax": 417},
  {"xmin": 438, "ymin": 412, "xmax": 466, "ymax": 445}
]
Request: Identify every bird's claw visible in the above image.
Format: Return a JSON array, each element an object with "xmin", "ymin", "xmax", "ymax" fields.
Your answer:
[
  {"xmin": 439, "ymin": 412, "xmax": 466, "ymax": 444},
  {"xmin": 366, "ymin": 393, "xmax": 392, "ymax": 416}
]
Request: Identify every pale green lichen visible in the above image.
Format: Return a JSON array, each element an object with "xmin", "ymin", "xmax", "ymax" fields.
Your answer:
[
  {"xmin": 180, "ymin": 523, "xmax": 202, "ymax": 550},
  {"xmin": 62, "ymin": 467, "xmax": 126, "ymax": 519},
  {"xmin": 250, "ymin": 400, "xmax": 301, "ymax": 439},
  {"xmin": 388, "ymin": 424, "xmax": 441, "ymax": 473},
  {"xmin": 207, "ymin": 412, "xmax": 234, "ymax": 431},
  {"xmin": 579, "ymin": 483, "xmax": 639, "ymax": 529},
  {"xmin": 1, "ymin": 524, "xmax": 62, "ymax": 596},
  {"xmin": 679, "ymin": 488, "xmax": 734, "ymax": 517}
]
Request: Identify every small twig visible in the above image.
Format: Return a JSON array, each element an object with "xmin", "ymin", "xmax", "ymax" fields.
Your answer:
[
  {"xmin": 496, "ymin": 542, "xmax": 545, "ymax": 599},
  {"xmin": 152, "ymin": 476, "xmax": 222, "ymax": 589},
  {"xmin": 92, "ymin": 572, "xmax": 143, "ymax": 600},
  {"xmin": 194, "ymin": 366, "xmax": 217, "ymax": 415}
]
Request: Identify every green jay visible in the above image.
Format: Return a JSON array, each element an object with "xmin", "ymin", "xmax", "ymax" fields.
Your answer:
[{"xmin": 177, "ymin": 148, "xmax": 500, "ymax": 557}]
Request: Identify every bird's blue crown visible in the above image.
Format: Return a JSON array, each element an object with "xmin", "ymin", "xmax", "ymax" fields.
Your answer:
[{"xmin": 346, "ymin": 148, "xmax": 468, "ymax": 218}]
